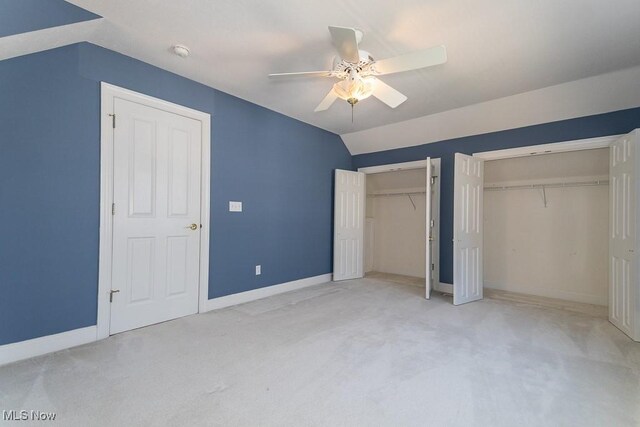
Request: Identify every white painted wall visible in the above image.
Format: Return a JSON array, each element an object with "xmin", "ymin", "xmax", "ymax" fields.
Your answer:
[
  {"xmin": 483, "ymin": 149, "xmax": 609, "ymax": 305},
  {"xmin": 366, "ymin": 169, "xmax": 426, "ymax": 278}
]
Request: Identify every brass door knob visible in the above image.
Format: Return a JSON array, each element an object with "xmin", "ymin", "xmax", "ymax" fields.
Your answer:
[{"xmin": 187, "ymin": 223, "xmax": 198, "ymax": 230}]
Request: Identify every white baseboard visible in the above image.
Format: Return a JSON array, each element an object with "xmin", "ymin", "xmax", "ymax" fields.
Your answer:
[
  {"xmin": 204, "ymin": 273, "xmax": 333, "ymax": 312},
  {"xmin": 0, "ymin": 326, "xmax": 97, "ymax": 367},
  {"xmin": 435, "ymin": 282, "xmax": 453, "ymax": 294},
  {"xmin": 434, "ymin": 281, "xmax": 607, "ymax": 306},
  {"xmin": 1, "ymin": 274, "xmax": 334, "ymax": 366},
  {"xmin": 483, "ymin": 282, "xmax": 607, "ymax": 306}
]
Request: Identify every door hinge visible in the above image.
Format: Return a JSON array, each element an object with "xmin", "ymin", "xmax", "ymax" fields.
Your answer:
[
  {"xmin": 112, "ymin": 203, "xmax": 116, "ymax": 215},
  {"xmin": 432, "ymin": 263, "xmax": 435, "ymax": 271},
  {"xmin": 108, "ymin": 113, "xmax": 116, "ymax": 128},
  {"xmin": 430, "ymin": 219, "xmax": 435, "ymax": 228}
]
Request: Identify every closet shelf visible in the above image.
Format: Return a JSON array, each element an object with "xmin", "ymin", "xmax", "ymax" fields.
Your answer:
[
  {"xmin": 484, "ymin": 179, "xmax": 609, "ymax": 191},
  {"xmin": 367, "ymin": 191, "xmax": 426, "ymax": 197}
]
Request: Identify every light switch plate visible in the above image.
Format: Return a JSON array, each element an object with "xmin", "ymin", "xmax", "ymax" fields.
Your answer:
[
  {"xmin": 229, "ymin": 201, "xmax": 242, "ymax": 212},
  {"xmin": 255, "ymin": 265, "xmax": 261, "ymax": 275}
]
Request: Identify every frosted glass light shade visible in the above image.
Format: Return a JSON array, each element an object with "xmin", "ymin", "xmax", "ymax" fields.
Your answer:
[{"xmin": 333, "ymin": 77, "xmax": 376, "ymax": 101}]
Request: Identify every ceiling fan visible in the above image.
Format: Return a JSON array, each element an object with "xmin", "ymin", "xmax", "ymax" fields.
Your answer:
[{"xmin": 269, "ymin": 26, "xmax": 447, "ymax": 113}]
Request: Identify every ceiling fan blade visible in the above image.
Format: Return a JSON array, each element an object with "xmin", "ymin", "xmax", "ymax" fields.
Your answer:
[
  {"xmin": 328, "ymin": 26, "xmax": 360, "ymax": 63},
  {"xmin": 372, "ymin": 78, "xmax": 407, "ymax": 108},
  {"xmin": 314, "ymin": 90, "xmax": 339, "ymax": 112},
  {"xmin": 268, "ymin": 71, "xmax": 333, "ymax": 78},
  {"xmin": 374, "ymin": 45, "xmax": 447, "ymax": 75}
]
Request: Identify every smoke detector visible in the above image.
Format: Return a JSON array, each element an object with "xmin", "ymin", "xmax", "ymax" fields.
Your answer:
[{"xmin": 172, "ymin": 45, "xmax": 190, "ymax": 58}]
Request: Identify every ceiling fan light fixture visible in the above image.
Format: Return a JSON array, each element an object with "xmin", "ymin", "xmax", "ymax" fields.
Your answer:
[{"xmin": 332, "ymin": 76, "xmax": 376, "ymax": 104}]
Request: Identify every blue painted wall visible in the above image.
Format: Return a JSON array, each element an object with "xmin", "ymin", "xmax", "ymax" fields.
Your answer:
[
  {"xmin": 353, "ymin": 108, "xmax": 640, "ymax": 284},
  {"xmin": 0, "ymin": 0, "xmax": 100, "ymax": 38},
  {"xmin": 0, "ymin": 43, "xmax": 351, "ymax": 345}
]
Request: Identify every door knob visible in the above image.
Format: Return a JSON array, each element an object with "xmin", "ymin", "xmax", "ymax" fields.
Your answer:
[{"xmin": 186, "ymin": 223, "xmax": 198, "ymax": 230}]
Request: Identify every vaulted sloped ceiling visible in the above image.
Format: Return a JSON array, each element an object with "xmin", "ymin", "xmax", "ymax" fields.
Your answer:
[
  {"xmin": 0, "ymin": 0, "xmax": 103, "ymax": 67},
  {"xmin": 0, "ymin": 0, "xmax": 100, "ymax": 37},
  {"xmin": 2, "ymin": 0, "xmax": 640, "ymax": 154}
]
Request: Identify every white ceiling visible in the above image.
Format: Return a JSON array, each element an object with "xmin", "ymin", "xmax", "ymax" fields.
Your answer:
[{"xmin": 6, "ymin": 0, "xmax": 640, "ymax": 152}]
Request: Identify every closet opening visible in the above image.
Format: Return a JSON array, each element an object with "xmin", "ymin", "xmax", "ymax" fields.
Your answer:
[
  {"xmin": 359, "ymin": 159, "xmax": 441, "ymax": 298},
  {"xmin": 482, "ymin": 148, "xmax": 609, "ymax": 312}
]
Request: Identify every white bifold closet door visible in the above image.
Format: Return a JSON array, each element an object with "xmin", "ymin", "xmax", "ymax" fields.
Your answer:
[
  {"xmin": 609, "ymin": 130, "xmax": 640, "ymax": 341},
  {"xmin": 333, "ymin": 169, "xmax": 365, "ymax": 281},
  {"xmin": 453, "ymin": 153, "xmax": 484, "ymax": 305},
  {"xmin": 425, "ymin": 157, "xmax": 433, "ymax": 299}
]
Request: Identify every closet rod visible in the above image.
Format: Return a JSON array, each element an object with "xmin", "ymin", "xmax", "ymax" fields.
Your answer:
[
  {"xmin": 484, "ymin": 179, "xmax": 609, "ymax": 191},
  {"xmin": 367, "ymin": 191, "xmax": 426, "ymax": 197}
]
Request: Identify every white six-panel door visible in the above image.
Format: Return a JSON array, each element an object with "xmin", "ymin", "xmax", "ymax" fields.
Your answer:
[
  {"xmin": 110, "ymin": 97, "xmax": 202, "ymax": 334},
  {"xmin": 425, "ymin": 157, "xmax": 433, "ymax": 299},
  {"xmin": 333, "ymin": 170, "xmax": 365, "ymax": 281},
  {"xmin": 609, "ymin": 130, "xmax": 639, "ymax": 341},
  {"xmin": 453, "ymin": 153, "xmax": 484, "ymax": 305}
]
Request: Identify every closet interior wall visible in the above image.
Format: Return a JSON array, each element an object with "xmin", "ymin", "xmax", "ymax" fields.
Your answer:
[
  {"xmin": 483, "ymin": 148, "xmax": 610, "ymax": 305},
  {"xmin": 365, "ymin": 169, "xmax": 427, "ymax": 280}
]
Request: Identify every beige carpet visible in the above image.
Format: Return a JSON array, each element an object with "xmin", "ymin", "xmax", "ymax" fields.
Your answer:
[
  {"xmin": 1, "ymin": 278, "xmax": 638, "ymax": 426},
  {"xmin": 365, "ymin": 271, "xmax": 425, "ymax": 287}
]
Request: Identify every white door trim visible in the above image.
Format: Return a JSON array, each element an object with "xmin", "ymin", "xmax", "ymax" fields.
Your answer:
[
  {"xmin": 430, "ymin": 159, "xmax": 441, "ymax": 292},
  {"xmin": 473, "ymin": 133, "xmax": 634, "ymax": 319},
  {"xmin": 358, "ymin": 159, "xmax": 429, "ymax": 174},
  {"xmin": 473, "ymin": 134, "xmax": 621, "ymax": 160},
  {"xmin": 97, "ymin": 82, "xmax": 211, "ymax": 340},
  {"xmin": 425, "ymin": 157, "xmax": 432, "ymax": 299},
  {"xmin": 358, "ymin": 158, "xmax": 441, "ymax": 291}
]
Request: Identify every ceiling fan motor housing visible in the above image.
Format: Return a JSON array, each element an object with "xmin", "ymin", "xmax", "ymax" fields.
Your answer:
[{"xmin": 332, "ymin": 50, "xmax": 376, "ymax": 77}]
